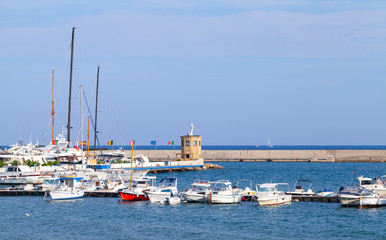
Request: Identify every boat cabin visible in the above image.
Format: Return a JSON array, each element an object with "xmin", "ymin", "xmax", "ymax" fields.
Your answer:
[{"xmin": 57, "ymin": 177, "xmax": 83, "ymax": 188}]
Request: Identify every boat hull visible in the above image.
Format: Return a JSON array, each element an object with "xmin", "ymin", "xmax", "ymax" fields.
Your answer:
[
  {"xmin": 338, "ymin": 194, "xmax": 386, "ymax": 208},
  {"xmin": 47, "ymin": 189, "xmax": 84, "ymax": 201},
  {"xmin": 209, "ymin": 193, "xmax": 241, "ymax": 204},
  {"xmin": 181, "ymin": 192, "xmax": 207, "ymax": 203},
  {"xmin": 147, "ymin": 191, "xmax": 176, "ymax": 203},
  {"xmin": 120, "ymin": 192, "xmax": 149, "ymax": 201},
  {"xmin": 256, "ymin": 195, "xmax": 291, "ymax": 206}
]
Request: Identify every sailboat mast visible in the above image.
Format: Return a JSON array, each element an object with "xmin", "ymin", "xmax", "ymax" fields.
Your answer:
[
  {"xmin": 51, "ymin": 67, "xmax": 55, "ymax": 143},
  {"xmin": 94, "ymin": 66, "xmax": 100, "ymax": 150},
  {"xmin": 80, "ymin": 85, "xmax": 84, "ymax": 168},
  {"xmin": 67, "ymin": 27, "xmax": 75, "ymax": 143},
  {"xmin": 129, "ymin": 140, "xmax": 134, "ymax": 190}
]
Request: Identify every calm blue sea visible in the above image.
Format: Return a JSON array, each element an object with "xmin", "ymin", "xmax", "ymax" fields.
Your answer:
[{"xmin": 1, "ymin": 162, "xmax": 385, "ymax": 239}]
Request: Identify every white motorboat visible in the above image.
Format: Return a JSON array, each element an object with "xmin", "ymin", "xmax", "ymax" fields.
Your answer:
[
  {"xmin": 337, "ymin": 186, "xmax": 375, "ymax": 206},
  {"xmin": 181, "ymin": 180, "xmax": 211, "ymax": 203},
  {"xmin": 254, "ymin": 183, "xmax": 291, "ymax": 206},
  {"xmin": 160, "ymin": 196, "xmax": 181, "ymax": 205},
  {"xmin": 286, "ymin": 180, "xmax": 315, "ymax": 196},
  {"xmin": 236, "ymin": 179, "xmax": 256, "ymax": 201},
  {"xmin": 207, "ymin": 180, "xmax": 241, "ymax": 204},
  {"xmin": 44, "ymin": 177, "xmax": 84, "ymax": 200},
  {"xmin": 337, "ymin": 186, "xmax": 386, "ymax": 208},
  {"xmin": 144, "ymin": 177, "xmax": 179, "ymax": 203},
  {"xmin": 316, "ymin": 189, "xmax": 337, "ymax": 197},
  {"xmin": 358, "ymin": 176, "xmax": 386, "ymax": 196}
]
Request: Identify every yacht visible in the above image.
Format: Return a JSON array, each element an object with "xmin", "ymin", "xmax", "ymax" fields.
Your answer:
[
  {"xmin": 44, "ymin": 177, "xmax": 84, "ymax": 200},
  {"xmin": 254, "ymin": 183, "xmax": 291, "ymax": 206},
  {"xmin": 207, "ymin": 180, "xmax": 241, "ymax": 204},
  {"xmin": 144, "ymin": 177, "xmax": 179, "ymax": 203},
  {"xmin": 181, "ymin": 180, "xmax": 211, "ymax": 203}
]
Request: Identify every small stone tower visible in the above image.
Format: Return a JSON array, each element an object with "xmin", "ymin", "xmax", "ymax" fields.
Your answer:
[{"xmin": 179, "ymin": 123, "xmax": 202, "ymax": 160}]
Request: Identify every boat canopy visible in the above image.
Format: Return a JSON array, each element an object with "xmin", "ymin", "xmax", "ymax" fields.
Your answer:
[
  {"xmin": 158, "ymin": 178, "xmax": 177, "ymax": 188},
  {"xmin": 58, "ymin": 177, "xmax": 83, "ymax": 181}
]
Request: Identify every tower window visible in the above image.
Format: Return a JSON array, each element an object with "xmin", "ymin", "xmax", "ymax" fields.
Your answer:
[
  {"xmin": 186, "ymin": 141, "xmax": 190, "ymax": 146},
  {"xmin": 194, "ymin": 141, "xmax": 197, "ymax": 146}
]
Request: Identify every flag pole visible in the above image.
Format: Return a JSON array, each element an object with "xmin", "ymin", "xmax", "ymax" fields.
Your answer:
[{"xmin": 129, "ymin": 140, "xmax": 134, "ymax": 190}]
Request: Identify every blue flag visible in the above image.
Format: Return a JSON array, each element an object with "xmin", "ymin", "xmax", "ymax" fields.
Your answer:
[{"xmin": 150, "ymin": 140, "xmax": 156, "ymax": 145}]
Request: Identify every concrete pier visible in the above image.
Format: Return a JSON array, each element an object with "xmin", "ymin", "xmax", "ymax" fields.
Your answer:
[{"xmin": 121, "ymin": 150, "xmax": 386, "ymax": 162}]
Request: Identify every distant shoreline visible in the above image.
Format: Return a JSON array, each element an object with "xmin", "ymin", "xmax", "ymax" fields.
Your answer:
[{"xmin": 3, "ymin": 145, "xmax": 385, "ymax": 151}]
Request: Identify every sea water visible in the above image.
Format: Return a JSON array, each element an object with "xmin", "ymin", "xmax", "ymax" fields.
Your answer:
[{"xmin": 1, "ymin": 162, "xmax": 385, "ymax": 239}]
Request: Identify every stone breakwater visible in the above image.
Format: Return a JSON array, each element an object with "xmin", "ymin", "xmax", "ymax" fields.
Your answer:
[
  {"xmin": 124, "ymin": 150, "xmax": 386, "ymax": 162},
  {"xmin": 147, "ymin": 163, "xmax": 224, "ymax": 174}
]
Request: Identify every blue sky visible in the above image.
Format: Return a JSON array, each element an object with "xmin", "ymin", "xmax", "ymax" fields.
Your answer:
[{"xmin": 0, "ymin": 0, "xmax": 386, "ymax": 146}]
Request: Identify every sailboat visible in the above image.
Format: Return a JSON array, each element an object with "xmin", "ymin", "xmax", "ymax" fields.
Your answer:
[{"xmin": 267, "ymin": 139, "xmax": 273, "ymax": 148}]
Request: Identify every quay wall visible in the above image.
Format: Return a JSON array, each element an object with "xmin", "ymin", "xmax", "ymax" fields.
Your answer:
[{"xmin": 123, "ymin": 150, "xmax": 386, "ymax": 162}]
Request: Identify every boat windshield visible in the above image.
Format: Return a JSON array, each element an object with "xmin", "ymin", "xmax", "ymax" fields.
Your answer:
[
  {"xmin": 212, "ymin": 182, "xmax": 231, "ymax": 192},
  {"xmin": 192, "ymin": 185, "xmax": 209, "ymax": 191},
  {"xmin": 360, "ymin": 180, "xmax": 373, "ymax": 185},
  {"xmin": 43, "ymin": 179, "xmax": 58, "ymax": 185},
  {"xmin": 258, "ymin": 187, "xmax": 275, "ymax": 192}
]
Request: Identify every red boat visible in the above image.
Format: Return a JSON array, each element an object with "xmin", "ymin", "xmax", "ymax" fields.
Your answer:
[
  {"xmin": 120, "ymin": 190, "xmax": 149, "ymax": 201},
  {"xmin": 119, "ymin": 176, "xmax": 157, "ymax": 202}
]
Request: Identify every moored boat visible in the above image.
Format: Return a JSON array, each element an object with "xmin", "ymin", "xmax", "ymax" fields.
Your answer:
[
  {"xmin": 207, "ymin": 180, "xmax": 241, "ymax": 204},
  {"xmin": 357, "ymin": 176, "xmax": 386, "ymax": 196},
  {"xmin": 144, "ymin": 177, "xmax": 179, "ymax": 203},
  {"xmin": 181, "ymin": 180, "xmax": 211, "ymax": 203},
  {"xmin": 160, "ymin": 196, "xmax": 181, "ymax": 205},
  {"xmin": 337, "ymin": 186, "xmax": 381, "ymax": 207},
  {"xmin": 119, "ymin": 176, "xmax": 157, "ymax": 201},
  {"xmin": 316, "ymin": 189, "xmax": 336, "ymax": 197},
  {"xmin": 254, "ymin": 183, "xmax": 291, "ymax": 206},
  {"xmin": 44, "ymin": 177, "xmax": 84, "ymax": 201},
  {"xmin": 236, "ymin": 179, "xmax": 256, "ymax": 201},
  {"xmin": 286, "ymin": 180, "xmax": 315, "ymax": 196}
]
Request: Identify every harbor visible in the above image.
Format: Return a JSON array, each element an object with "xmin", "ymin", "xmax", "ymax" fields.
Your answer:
[
  {"xmin": 0, "ymin": 161, "xmax": 385, "ymax": 239},
  {"xmin": 2, "ymin": 1, "xmax": 386, "ymax": 238}
]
